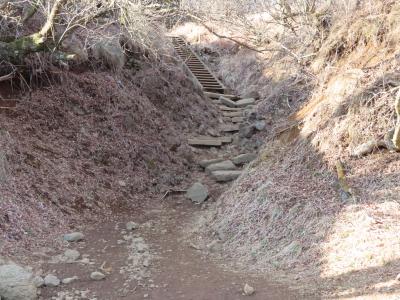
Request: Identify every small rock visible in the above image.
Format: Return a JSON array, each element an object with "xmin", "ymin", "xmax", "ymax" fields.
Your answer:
[
  {"xmin": 63, "ymin": 232, "xmax": 84, "ymax": 242},
  {"xmin": 199, "ymin": 158, "xmax": 225, "ymax": 168},
  {"xmin": 205, "ymin": 160, "xmax": 237, "ymax": 174},
  {"xmin": 185, "ymin": 182, "xmax": 209, "ymax": 204},
  {"xmin": 254, "ymin": 120, "xmax": 266, "ymax": 131},
  {"xmin": 80, "ymin": 258, "xmax": 90, "ymax": 264},
  {"xmin": 126, "ymin": 222, "xmax": 139, "ymax": 231},
  {"xmin": 64, "ymin": 249, "xmax": 80, "ymax": 262},
  {"xmin": 210, "ymin": 170, "xmax": 242, "ymax": 182},
  {"xmin": 32, "ymin": 275, "xmax": 45, "ymax": 288},
  {"xmin": 239, "ymin": 124, "xmax": 255, "ymax": 139},
  {"xmin": 62, "ymin": 276, "xmax": 79, "ymax": 284},
  {"xmin": 396, "ymin": 273, "xmax": 400, "ymax": 281},
  {"xmin": 44, "ymin": 274, "xmax": 61, "ymax": 287},
  {"xmin": 232, "ymin": 153, "xmax": 257, "ymax": 165},
  {"xmin": 90, "ymin": 272, "xmax": 105, "ymax": 281},
  {"xmin": 243, "ymin": 283, "xmax": 255, "ymax": 296},
  {"xmin": 242, "ymin": 91, "xmax": 260, "ymax": 100}
]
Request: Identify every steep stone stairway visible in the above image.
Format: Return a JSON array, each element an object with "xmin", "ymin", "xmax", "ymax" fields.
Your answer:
[{"xmin": 171, "ymin": 36, "xmax": 263, "ymax": 185}]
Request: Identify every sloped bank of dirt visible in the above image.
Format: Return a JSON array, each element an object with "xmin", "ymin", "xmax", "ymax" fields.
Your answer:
[
  {"xmin": 175, "ymin": 3, "xmax": 400, "ymax": 298},
  {"xmin": 0, "ymin": 62, "xmax": 218, "ymax": 258}
]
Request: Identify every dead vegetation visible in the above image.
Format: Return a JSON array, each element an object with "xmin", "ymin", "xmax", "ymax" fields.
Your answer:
[{"xmin": 175, "ymin": 0, "xmax": 400, "ymax": 297}]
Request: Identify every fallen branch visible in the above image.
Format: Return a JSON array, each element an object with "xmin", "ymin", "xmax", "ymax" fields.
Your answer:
[
  {"xmin": 161, "ymin": 188, "xmax": 187, "ymax": 200},
  {"xmin": 0, "ymin": 71, "xmax": 14, "ymax": 82}
]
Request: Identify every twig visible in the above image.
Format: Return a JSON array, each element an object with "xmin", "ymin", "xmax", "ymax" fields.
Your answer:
[{"xmin": 161, "ymin": 188, "xmax": 187, "ymax": 200}]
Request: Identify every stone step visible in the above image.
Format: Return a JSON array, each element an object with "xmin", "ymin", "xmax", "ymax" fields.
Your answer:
[
  {"xmin": 188, "ymin": 138, "xmax": 222, "ymax": 147},
  {"xmin": 210, "ymin": 170, "xmax": 242, "ymax": 182},
  {"xmin": 235, "ymin": 98, "xmax": 256, "ymax": 107},
  {"xmin": 220, "ymin": 136, "xmax": 233, "ymax": 143},
  {"xmin": 204, "ymin": 92, "xmax": 237, "ymax": 99},
  {"xmin": 232, "ymin": 153, "xmax": 257, "ymax": 165},
  {"xmin": 205, "ymin": 160, "xmax": 237, "ymax": 174},
  {"xmin": 232, "ymin": 117, "xmax": 245, "ymax": 123},
  {"xmin": 220, "ymin": 96, "xmax": 237, "ymax": 108},
  {"xmin": 188, "ymin": 136, "xmax": 232, "ymax": 147},
  {"xmin": 223, "ymin": 111, "xmax": 243, "ymax": 118},
  {"xmin": 218, "ymin": 106, "xmax": 245, "ymax": 112},
  {"xmin": 199, "ymin": 158, "xmax": 225, "ymax": 168},
  {"xmin": 221, "ymin": 124, "xmax": 240, "ymax": 132}
]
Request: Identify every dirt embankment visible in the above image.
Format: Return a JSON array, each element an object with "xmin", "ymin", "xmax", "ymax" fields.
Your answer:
[
  {"xmin": 174, "ymin": 3, "xmax": 400, "ymax": 298},
  {"xmin": 0, "ymin": 62, "xmax": 218, "ymax": 258}
]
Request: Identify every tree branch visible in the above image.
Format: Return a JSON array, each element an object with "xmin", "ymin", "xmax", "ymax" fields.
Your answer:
[{"xmin": 39, "ymin": 0, "xmax": 68, "ymax": 36}]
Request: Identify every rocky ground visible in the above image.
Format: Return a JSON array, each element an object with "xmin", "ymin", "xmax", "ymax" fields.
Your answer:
[{"xmin": 1, "ymin": 188, "xmax": 301, "ymax": 300}]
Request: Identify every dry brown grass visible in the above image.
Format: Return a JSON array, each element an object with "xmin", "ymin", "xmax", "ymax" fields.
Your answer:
[{"xmin": 177, "ymin": 1, "xmax": 400, "ymax": 297}]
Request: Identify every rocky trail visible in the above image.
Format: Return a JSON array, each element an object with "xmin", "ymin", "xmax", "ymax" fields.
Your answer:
[
  {"xmin": 1, "ymin": 38, "xmax": 301, "ymax": 300},
  {"xmin": 36, "ymin": 195, "xmax": 299, "ymax": 300}
]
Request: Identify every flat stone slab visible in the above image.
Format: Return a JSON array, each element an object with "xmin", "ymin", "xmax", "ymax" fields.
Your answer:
[
  {"xmin": 199, "ymin": 158, "xmax": 225, "ymax": 168},
  {"xmin": 220, "ymin": 96, "xmax": 237, "ymax": 108},
  {"xmin": 223, "ymin": 111, "xmax": 243, "ymax": 117},
  {"xmin": 205, "ymin": 92, "xmax": 237, "ymax": 99},
  {"xmin": 232, "ymin": 153, "xmax": 257, "ymax": 165},
  {"xmin": 206, "ymin": 160, "xmax": 237, "ymax": 174},
  {"xmin": 185, "ymin": 182, "xmax": 209, "ymax": 204},
  {"xmin": 231, "ymin": 117, "xmax": 245, "ymax": 123},
  {"xmin": 221, "ymin": 124, "xmax": 240, "ymax": 132},
  {"xmin": 210, "ymin": 170, "xmax": 242, "ymax": 182},
  {"xmin": 220, "ymin": 136, "xmax": 233, "ymax": 143},
  {"xmin": 235, "ymin": 98, "xmax": 255, "ymax": 107},
  {"xmin": 219, "ymin": 106, "xmax": 244, "ymax": 111},
  {"xmin": 188, "ymin": 138, "xmax": 222, "ymax": 147}
]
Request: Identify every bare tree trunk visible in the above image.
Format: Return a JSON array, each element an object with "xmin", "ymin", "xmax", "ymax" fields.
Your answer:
[{"xmin": 0, "ymin": 0, "xmax": 66, "ymax": 63}]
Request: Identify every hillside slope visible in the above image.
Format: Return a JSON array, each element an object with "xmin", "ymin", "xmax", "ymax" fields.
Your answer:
[
  {"xmin": 176, "ymin": 2, "xmax": 400, "ymax": 298},
  {"xmin": 0, "ymin": 62, "xmax": 218, "ymax": 256}
]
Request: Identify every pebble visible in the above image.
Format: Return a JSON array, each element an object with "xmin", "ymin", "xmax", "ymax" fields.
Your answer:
[
  {"xmin": 63, "ymin": 232, "xmax": 85, "ymax": 242},
  {"xmin": 64, "ymin": 249, "xmax": 80, "ymax": 262},
  {"xmin": 44, "ymin": 274, "xmax": 61, "ymax": 287},
  {"xmin": 243, "ymin": 283, "xmax": 255, "ymax": 296},
  {"xmin": 62, "ymin": 276, "xmax": 79, "ymax": 284},
  {"xmin": 90, "ymin": 271, "xmax": 106, "ymax": 281},
  {"xmin": 33, "ymin": 275, "xmax": 45, "ymax": 288},
  {"xmin": 126, "ymin": 221, "xmax": 139, "ymax": 231}
]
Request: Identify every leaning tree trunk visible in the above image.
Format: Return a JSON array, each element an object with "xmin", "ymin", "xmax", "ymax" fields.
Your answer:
[{"xmin": 0, "ymin": 0, "xmax": 66, "ymax": 64}]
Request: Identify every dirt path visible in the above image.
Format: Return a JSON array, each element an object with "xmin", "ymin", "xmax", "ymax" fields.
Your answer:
[{"xmin": 39, "ymin": 193, "xmax": 300, "ymax": 300}]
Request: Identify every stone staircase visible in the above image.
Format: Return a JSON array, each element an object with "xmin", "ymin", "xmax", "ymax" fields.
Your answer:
[{"xmin": 171, "ymin": 36, "xmax": 261, "ymax": 184}]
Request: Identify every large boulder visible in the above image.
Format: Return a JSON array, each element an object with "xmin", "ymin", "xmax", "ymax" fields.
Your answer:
[{"xmin": 0, "ymin": 263, "xmax": 37, "ymax": 300}]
